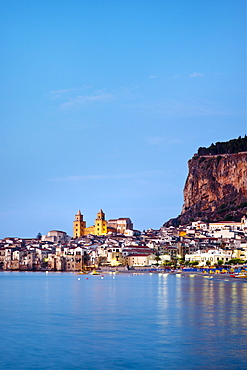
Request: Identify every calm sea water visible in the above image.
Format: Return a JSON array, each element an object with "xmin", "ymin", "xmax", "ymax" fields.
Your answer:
[{"xmin": 0, "ymin": 272, "xmax": 247, "ymax": 370}]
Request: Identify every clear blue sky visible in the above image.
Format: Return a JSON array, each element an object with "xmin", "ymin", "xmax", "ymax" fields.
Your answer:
[{"xmin": 0, "ymin": 0, "xmax": 246, "ymax": 238}]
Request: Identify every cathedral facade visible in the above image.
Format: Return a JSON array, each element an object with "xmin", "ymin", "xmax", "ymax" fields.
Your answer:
[{"xmin": 73, "ymin": 209, "xmax": 133, "ymax": 238}]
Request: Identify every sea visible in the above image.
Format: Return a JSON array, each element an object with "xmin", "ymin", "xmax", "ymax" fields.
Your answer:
[{"xmin": 0, "ymin": 271, "xmax": 247, "ymax": 370}]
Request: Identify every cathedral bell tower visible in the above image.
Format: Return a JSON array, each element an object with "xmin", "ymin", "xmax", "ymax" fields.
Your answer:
[
  {"xmin": 94, "ymin": 209, "xmax": 107, "ymax": 235},
  {"xmin": 96, "ymin": 209, "xmax": 105, "ymax": 221},
  {"xmin": 73, "ymin": 210, "xmax": 86, "ymax": 238}
]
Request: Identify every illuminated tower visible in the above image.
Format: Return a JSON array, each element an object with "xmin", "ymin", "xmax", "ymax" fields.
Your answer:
[
  {"xmin": 94, "ymin": 209, "xmax": 108, "ymax": 235},
  {"xmin": 73, "ymin": 210, "xmax": 86, "ymax": 238}
]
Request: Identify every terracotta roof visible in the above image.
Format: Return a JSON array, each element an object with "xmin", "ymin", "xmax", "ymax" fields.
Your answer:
[{"xmin": 127, "ymin": 253, "xmax": 151, "ymax": 257}]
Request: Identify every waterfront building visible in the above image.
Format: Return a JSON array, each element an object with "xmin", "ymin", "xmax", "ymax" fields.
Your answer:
[
  {"xmin": 106, "ymin": 246, "xmax": 125, "ymax": 266},
  {"xmin": 125, "ymin": 253, "xmax": 153, "ymax": 267},
  {"xmin": 185, "ymin": 249, "xmax": 232, "ymax": 266}
]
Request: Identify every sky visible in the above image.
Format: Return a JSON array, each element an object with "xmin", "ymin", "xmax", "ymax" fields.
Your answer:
[{"xmin": 0, "ymin": 0, "xmax": 246, "ymax": 238}]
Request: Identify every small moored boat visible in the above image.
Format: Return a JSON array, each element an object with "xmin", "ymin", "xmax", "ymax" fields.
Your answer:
[{"xmin": 90, "ymin": 270, "xmax": 100, "ymax": 275}]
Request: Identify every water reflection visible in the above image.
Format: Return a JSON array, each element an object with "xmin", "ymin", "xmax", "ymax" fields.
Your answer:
[
  {"xmin": 156, "ymin": 274, "xmax": 247, "ymax": 367},
  {"xmin": 1, "ymin": 272, "xmax": 247, "ymax": 369}
]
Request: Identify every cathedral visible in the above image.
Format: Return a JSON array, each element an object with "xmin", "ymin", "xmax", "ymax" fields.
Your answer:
[{"xmin": 73, "ymin": 209, "xmax": 133, "ymax": 238}]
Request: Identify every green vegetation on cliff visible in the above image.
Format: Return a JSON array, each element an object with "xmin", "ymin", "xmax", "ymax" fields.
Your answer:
[{"xmin": 197, "ymin": 135, "xmax": 247, "ymax": 156}]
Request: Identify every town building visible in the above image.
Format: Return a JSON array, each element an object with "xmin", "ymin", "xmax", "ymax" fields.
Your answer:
[
  {"xmin": 41, "ymin": 230, "xmax": 70, "ymax": 243},
  {"xmin": 107, "ymin": 218, "xmax": 133, "ymax": 234},
  {"xmin": 125, "ymin": 253, "xmax": 152, "ymax": 267},
  {"xmin": 185, "ymin": 249, "xmax": 232, "ymax": 266},
  {"xmin": 209, "ymin": 216, "xmax": 247, "ymax": 232}
]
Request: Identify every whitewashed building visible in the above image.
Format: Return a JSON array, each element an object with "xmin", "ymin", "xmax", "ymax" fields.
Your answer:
[{"xmin": 185, "ymin": 249, "xmax": 232, "ymax": 266}]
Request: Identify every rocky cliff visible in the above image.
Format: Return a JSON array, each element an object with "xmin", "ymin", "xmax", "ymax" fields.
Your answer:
[{"xmin": 165, "ymin": 151, "xmax": 247, "ymax": 226}]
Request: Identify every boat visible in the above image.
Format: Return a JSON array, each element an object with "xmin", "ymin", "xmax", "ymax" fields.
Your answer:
[
  {"xmin": 229, "ymin": 270, "xmax": 247, "ymax": 278},
  {"xmin": 232, "ymin": 273, "xmax": 247, "ymax": 279},
  {"xmin": 90, "ymin": 270, "xmax": 100, "ymax": 275}
]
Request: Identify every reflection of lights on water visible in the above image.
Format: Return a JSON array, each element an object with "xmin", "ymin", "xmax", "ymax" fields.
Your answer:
[
  {"xmin": 157, "ymin": 273, "xmax": 169, "ymax": 278},
  {"xmin": 158, "ymin": 273, "xmax": 168, "ymax": 278},
  {"xmin": 156, "ymin": 274, "xmax": 184, "ymax": 332},
  {"xmin": 156, "ymin": 275, "xmax": 247, "ymax": 340}
]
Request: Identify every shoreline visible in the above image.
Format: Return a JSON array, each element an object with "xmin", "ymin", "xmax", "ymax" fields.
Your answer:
[{"xmin": 0, "ymin": 268, "xmax": 247, "ymax": 282}]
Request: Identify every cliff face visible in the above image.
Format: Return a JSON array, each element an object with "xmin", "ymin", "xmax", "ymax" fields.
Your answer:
[{"xmin": 165, "ymin": 152, "xmax": 247, "ymax": 226}]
